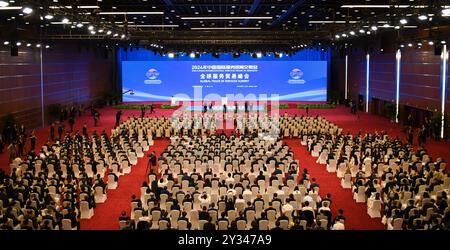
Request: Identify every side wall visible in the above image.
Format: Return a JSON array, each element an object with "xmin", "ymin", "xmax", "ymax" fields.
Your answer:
[{"xmin": 0, "ymin": 43, "xmax": 114, "ymax": 128}]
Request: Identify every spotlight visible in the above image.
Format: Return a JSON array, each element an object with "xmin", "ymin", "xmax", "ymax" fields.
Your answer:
[
  {"xmin": 408, "ymin": 43, "xmax": 413, "ymax": 47},
  {"xmin": 106, "ymin": 30, "xmax": 112, "ymax": 35},
  {"xmin": 335, "ymin": 34, "xmax": 340, "ymax": 39},
  {"xmin": 22, "ymin": 7, "xmax": 33, "ymax": 15},
  {"xmin": 0, "ymin": 1, "xmax": 9, "ymax": 7},
  {"xmin": 371, "ymin": 25, "xmax": 377, "ymax": 31},
  {"xmin": 366, "ymin": 31, "xmax": 371, "ymax": 34},
  {"xmin": 428, "ymin": 41, "xmax": 434, "ymax": 45},
  {"xmin": 418, "ymin": 14, "xmax": 427, "ymax": 20},
  {"xmin": 189, "ymin": 52, "xmax": 195, "ymax": 58},
  {"xmin": 382, "ymin": 23, "xmax": 390, "ymax": 28},
  {"xmin": 442, "ymin": 8, "xmax": 450, "ymax": 17},
  {"xmin": 342, "ymin": 33, "xmax": 347, "ymax": 37},
  {"xmin": 62, "ymin": 18, "xmax": 69, "ymax": 24},
  {"xmin": 168, "ymin": 53, "xmax": 175, "ymax": 58},
  {"xmin": 400, "ymin": 44, "xmax": 405, "ymax": 48},
  {"xmin": 45, "ymin": 45, "xmax": 50, "ymax": 49},
  {"xmin": 274, "ymin": 52, "xmax": 283, "ymax": 58},
  {"xmin": 441, "ymin": 41, "xmax": 447, "ymax": 44},
  {"xmin": 394, "ymin": 25, "xmax": 400, "ymax": 30},
  {"xmin": 3, "ymin": 41, "xmax": 9, "ymax": 45},
  {"xmin": 359, "ymin": 29, "xmax": 365, "ymax": 33},
  {"xmin": 76, "ymin": 23, "xmax": 83, "ymax": 28},
  {"xmin": 349, "ymin": 31, "xmax": 355, "ymax": 35},
  {"xmin": 113, "ymin": 33, "xmax": 119, "ymax": 37},
  {"xmin": 16, "ymin": 42, "xmax": 21, "ymax": 46},
  {"xmin": 417, "ymin": 42, "xmax": 423, "ymax": 46},
  {"xmin": 98, "ymin": 29, "xmax": 104, "ymax": 33},
  {"xmin": 88, "ymin": 25, "xmax": 94, "ymax": 31},
  {"xmin": 256, "ymin": 52, "xmax": 262, "ymax": 58},
  {"xmin": 44, "ymin": 14, "xmax": 54, "ymax": 20},
  {"xmin": 26, "ymin": 43, "xmax": 31, "ymax": 47},
  {"xmin": 90, "ymin": 30, "xmax": 96, "ymax": 35},
  {"xmin": 36, "ymin": 44, "xmax": 41, "ymax": 48},
  {"xmin": 399, "ymin": 18, "xmax": 408, "ymax": 25},
  {"xmin": 121, "ymin": 34, "xmax": 126, "ymax": 39}
]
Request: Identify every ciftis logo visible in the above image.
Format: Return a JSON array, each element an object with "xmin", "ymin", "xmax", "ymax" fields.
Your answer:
[
  {"xmin": 144, "ymin": 68, "xmax": 162, "ymax": 84},
  {"xmin": 290, "ymin": 68, "xmax": 303, "ymax": 79},
  {"xmin": 288, "ymin": 68, "xmax": 306, "ymax": 84}
]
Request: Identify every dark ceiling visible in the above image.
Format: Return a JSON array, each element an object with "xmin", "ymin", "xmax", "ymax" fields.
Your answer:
[{"xmin": 0, "ymin": 0, "xmax": 449, "ymax": 50}]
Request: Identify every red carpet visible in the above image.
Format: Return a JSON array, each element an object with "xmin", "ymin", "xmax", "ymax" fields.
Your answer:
[
  {"xmin": 80, "ymin": 139, "xmax": 169, "ymax": 230},
  {"xmin": 1, "ymin": 103, "xmax": 448, "ymax": 230},
  {"xmin": 284, "ymin": 138, "xmax": 384, "ymax": 230}
]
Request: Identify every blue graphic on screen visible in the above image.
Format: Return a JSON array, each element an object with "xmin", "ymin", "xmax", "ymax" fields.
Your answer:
[{"xmin": 122, "ymin": 61, "xmax": 327, "ymax": 101}]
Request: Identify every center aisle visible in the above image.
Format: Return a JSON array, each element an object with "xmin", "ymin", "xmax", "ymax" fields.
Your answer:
[
  {"xmin": 284, "ymin": 138, "xmax": 385, "ymax": 230},
  {"xmin": 80, "ymin": 139, "xmax": 169, "ymax": 230}
]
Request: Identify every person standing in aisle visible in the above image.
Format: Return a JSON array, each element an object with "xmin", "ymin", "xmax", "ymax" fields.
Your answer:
[
  {"xmin": 150, "ymin": 104, "xmax": 155, "ymax": 114},
  {"xmin": 58, "ymin": 124, "xmax": 64, "ymax": 141},
  {"xmin": 68, "ymin": 116, "xmax": 75, "ymax": 132},
  {"xmin": 94, "ymin": 111, "xmax": 100, "ymax": 127},
  {"xmin": 30, "ymin": 131, "xmax": 37, "ymax": 152},
  {"xmin": 82, "ymin": 123, "xmax": 88, "ymax": 137},
  {"xmin": 8, "ymin": 143, "xmax": 16, "ymax": 163},
  {"xmin": 115, "ymin": 110, "xmax": 122, "ymax": 127},
  {"xmin": 50, "ymin": 123, "xmax": 55, "ymax": 141}
]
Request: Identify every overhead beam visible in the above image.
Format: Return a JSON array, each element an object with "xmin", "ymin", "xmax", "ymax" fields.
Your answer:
[
  {"xmin": 243, "ymin": 0, "xmax": 261, "ymax": 26},
  {"xmin": 271, "ymin": 0, "xmax": 306, "ymax": 27},
  {"xmin": 162, "ymin": 0, "xmax": 189, "ymax": 28}
]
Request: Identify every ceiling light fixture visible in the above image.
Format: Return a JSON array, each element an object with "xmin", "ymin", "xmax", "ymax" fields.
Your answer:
[
  {"xmin": 181, "ymin": 16, "xmax": 272, "ymax": 20},
  {"xmin": 442, "ymin": 8, "xmax": 450, "ymax": 16},
  {"xmin": 22, "ymin": 7, "xmax": 33, "ymax": 14},
  {"xmin": 418, "ymin": 14, "xmax": 427, "ymax": 20}
]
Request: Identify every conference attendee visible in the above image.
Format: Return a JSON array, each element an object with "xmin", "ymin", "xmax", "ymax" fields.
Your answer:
[
  {"xmin": 82, "ymin": 123, "xmax": 88, "ymax": 137},
  {"xmin": 140, "ymin": 105, "xmax": 146, "ymax": 118},
  {"xmin": 146, "ymin": 151, "xmax": 157, "ymax": 174},
  {"xmin": 8, "ymin": 143, "xmax": 16, "ymax": 163},
  {"xmin": 290, "ymin": 219, "xmax": 304, "ymax": 230},
  {"xmin": 408, "ymin": 126, "xmax": 414, "ymax": 145},
  {"xmin": 331, "ymin": 220, "xmax": 345, "ymax": 230},
  {"xmin": 203, "ymin": 217, "xmax": 216, "ymax": 230},
  {"xmin": 0, "ymin": 134, "xmax": 4, "ymax": 154},
  {"xmin": 57, "ymin": 124, "xmax": 64, "ymax": 141},
  {"xmin": 29, "ymin": 131, "xmax": 37, "ymax": 152},
  {"xmin": 115, "ymin": 110, "xmax": 122, "ymax": 127},
  {"xmin": 333, "ymin": 209, "xmax": 346, "ymax": 225},
  {"xmin": 49, "ymin": 123, "xmax": 55, "ymax": 141},
  {"xmin": 150, "ymin": 104, "xmax": 155, "ymax": 114},
  {"xmin": 271, "ymin": 221, "xmax": 283, "ymax": 230},
  {"xmin": 17, "ymin": 135, "xmax": 24, "ymax": 156},
  {"xmin": 68, "ymin": 116, "xmax": 75, "ymax": 132},
  {"xmin": 93, "ymin": 111, "xmax": 100, "ymax": 127}
]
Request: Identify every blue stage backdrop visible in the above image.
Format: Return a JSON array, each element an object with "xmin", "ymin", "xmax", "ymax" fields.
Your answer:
[{"xmin": 119, "ymin": 49, "xmax": 330, "ymax": 102}]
